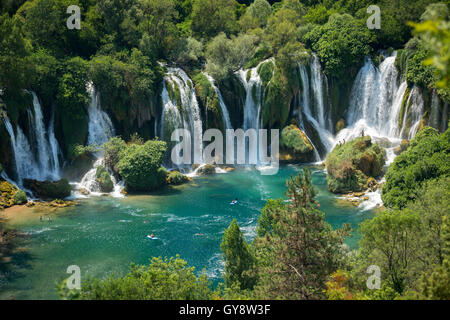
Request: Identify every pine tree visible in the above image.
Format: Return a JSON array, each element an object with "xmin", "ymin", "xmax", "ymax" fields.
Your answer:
[
  {"xmin": 221, "ymin": 219, "xmax": 257, "ymax": 290},
  {"xmin": 254, "ymin": 169, "xmax": 350, "ymax": 299}
]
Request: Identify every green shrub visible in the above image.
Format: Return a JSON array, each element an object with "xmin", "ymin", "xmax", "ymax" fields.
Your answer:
[
  {"xmin": 325, "ymin": 136, "xmax": 386, "ymax": 193},
  {"xmin": 95, "ymin": 166, "xmax": 114, "ymax": 193},
  {"xmin": 13, "ymin": 189, "xmax": 27, "ymax": 205},
  {"xmin": 382, "ymin": 126, "xmax": 450, "ymax": 209},
  {"xmin": 118, "ymin": 140, "xmax": 168, "ymax": 192},
  {"xmin": 166, "ymin": 171, "xmax": 189, "ymax": 185},
  {"xmin": 102, "ymin": 137, "xmax": 127, "ymax": 173}
]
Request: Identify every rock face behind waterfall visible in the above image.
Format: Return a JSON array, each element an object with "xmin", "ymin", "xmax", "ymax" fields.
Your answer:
[
  {"xmin": 325, "ymin": 136, "xmax": 386, "ymax": 193},
  {"xmin": 23, "ymin": 179, "xmax": 72, "ymax": 200}
]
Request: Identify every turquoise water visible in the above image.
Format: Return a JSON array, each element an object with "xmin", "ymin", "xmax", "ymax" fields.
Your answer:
[{"xmin": 0, "ymin": 165, "xmax": 374, "ymax": 299}]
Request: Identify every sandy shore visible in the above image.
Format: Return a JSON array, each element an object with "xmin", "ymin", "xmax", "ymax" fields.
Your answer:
[{"xmin": 1, "ymin": 204, "xmax": 48, "ymax": 225}]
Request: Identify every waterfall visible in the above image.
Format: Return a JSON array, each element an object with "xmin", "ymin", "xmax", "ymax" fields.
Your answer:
[
  {"xmin": 2, "ymin": 92, "xmax": 61, "ymax": 183},
  {"xmin": 30, "ymin": 92, "xmax": 61, "ymax": 180},
  {"xmin": 442, "ymin": 102, "xmax": 448, "ymax": 132},
  {"xmin": 3, "ymin": 117, "xmax": 39, "ymax": 182},
  {"xmin": 237, "ymin": 60, "xmax": 270, "ymax": 131},
  {"xmin": 345, "ymin": 55, "xmax": 401, "ymax": 137},
  {"xmin": 204, "ymin": 73, "xmax": 232, "ymax": 130},
  {"xmin": 400, "ymin": 86, "xmax": 425, "ymax": 139},
  {"xmin": 74, "ymin": 83, "xmax": 122, "ymax": 198},
  {"xmin": 87, "ymin": 83, "xmax": 115, "ymax": 146},
  {"xmin": 310, "ymin": 54, "xmax": 328, "ymax": 129},
  {"xmin": 73, "ymin": 158, "xmax": 124, "ymax": 198},
  {"xmin": 297, "ymin": 61, "xmax": 335, "ymax": 158},
  {"xmin": 159, "ymin": 67, "xmax": 204, "ymax": 166},
  {"xmin": 429, "ymin": 90, "xmax": 440, "ymax": 129}
]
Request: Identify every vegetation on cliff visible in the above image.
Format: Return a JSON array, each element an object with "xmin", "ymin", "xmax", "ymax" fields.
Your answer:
[
  {"xmin": 279, "ymin": 124, "xmax": 314, "ymax": 162},
  {"xmin": 325, "ymin": 136, "xmax": 386, "ymax": 193},
  {"xmin": 382, "ymin": 126, "xmax": 450, "ymax": 209}
]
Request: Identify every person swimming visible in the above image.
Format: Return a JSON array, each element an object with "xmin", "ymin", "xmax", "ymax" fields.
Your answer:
[{"xmin": 230, "ymin": 198, "xmax": 238, "ymax": 205}]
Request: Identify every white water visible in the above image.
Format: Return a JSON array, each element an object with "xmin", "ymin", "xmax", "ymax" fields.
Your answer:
[
  {"xmin": 238, "ymin": 59, "xmax": 273, "ymax": 132},
  {"xmin": 73, "ymin": 158, "xmax": 124, "ymax": 198},
  {"xmin": 310, "ymin": 54, "xmax": 328, "ymax": 129},
  {"xmin": 297, "ymin": 60, "xmax": 335, "ymax": 158},
  {"xmin": 2, "ymin": 92, "xmax": 61, "ymax": 183},
  {"xmin": 160, "ymin": 67, "xmax": 204, "ymax": 166},
  {"xmin": 204, "ymin": 73, "xmax": 232, "ymax": 130},
  {"xmin": 87, "ymin": 83, "xmax": 115, "ymax": 146},
  {"xmin": 399, "ymin": 85, "xmax": 424, "ymax": 139},
  {"xmin": 75, "ymin": 83, "xmax": 122, "ymax": 198}
]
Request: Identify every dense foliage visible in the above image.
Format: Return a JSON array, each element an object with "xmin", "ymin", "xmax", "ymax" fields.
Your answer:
[
  {"xmin": 118, "ymin": 139, "xmax": 167, "ymax": 192},
  {"xmin": 59, "ymin": 256, "xmax": 212, "ymax": 300},
  {"xmin": 382, "ymin": 126, "xmax": 450, "ymax": 209},
  {"xmin": 326, "ymin": 136, "xmax": 386, "ymax": 193}
]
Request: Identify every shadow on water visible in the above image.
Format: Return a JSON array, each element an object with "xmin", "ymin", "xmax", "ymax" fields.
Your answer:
[{"xmin": 0, "ymin": 219, "xmax": 35, "ymax": 299}]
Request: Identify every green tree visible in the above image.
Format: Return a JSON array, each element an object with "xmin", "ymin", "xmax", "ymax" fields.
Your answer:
[
  {"xmin": 118, "ymin": 139, "xmax": 167, "ymax": 191},
  {"xmin": 191, "ymin": 0, "xmax": 237, "ymax": 38},
  {"xmin": 253, "ymin": 169, "xmax": 350, "ymax": 299},
  {"xmin": 239, "ymin": 0, "xmax": 271, "ymax": 31},
  {"xmin": 304, "ymin": 13, "xmax": 372, "ymax": 78},
  {"xmin": 382, "ymin": 126, "xmax": 450, "ymax": 209},
  {"xmin": 359, "ymin": 209, "xmax": 421, "ymax": 294},
  {"xmin": 221, "ymin": 219, "xmax": 257, "ymax": 290},
  {"xmin": 410, "ymin": 3, "xmax": 450, "ymax": 98},
  {"xmin": 0, "ymin": 13, "xmax": 31, "ymax": 95},
  {"xmin": 205, "ymin": 32, "xmax": 257, "ymax": 81},
  {"xmin": 59, "ymin": 256, "xmax": 212, "ymax": 300}
]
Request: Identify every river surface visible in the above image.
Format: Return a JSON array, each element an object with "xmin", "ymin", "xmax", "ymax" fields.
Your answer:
[{"xmin": 0, "ymin": 165, "xmax": 375, "ymax": 299}]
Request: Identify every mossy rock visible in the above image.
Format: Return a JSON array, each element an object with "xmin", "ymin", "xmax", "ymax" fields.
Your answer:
[
  {"xmin": 13, "ymin": 190, "xmax": 27, "ymax": 205},
  {"xmin": 95, "ymin": 165, "xmax": 114, "ymax": 193},
  {"xmin": 325, "ymin": 136, "xmax": 386, "ymax": 193},
  {"xmin": 197, "ymin": 164, "xmax": 216, "ymax": 175},
  {"xmin": 394, "ymin": 139, "xmax": 410, "ymax": 155},
  {"xmin": 166, "ymin": 170, "xmax": 190, "ymax": 185},
  {"xmin": 0, "ymin": 181, "xmax": 21, "ymax": 208},
  {"xmin": 279, "ymin": 125, "xmax": 314, "ymax": 163},
  {"xmin": 23, "ymin": 179, "xmax": 72, "ymax": 200}
]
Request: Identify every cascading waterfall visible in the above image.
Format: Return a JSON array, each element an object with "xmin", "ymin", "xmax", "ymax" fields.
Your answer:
[
  {"xmin": 87, "ymin": 83, "xmax": 115, "ymax": 146},
  {"xmin": 400, "ymin": 85, "xmax": 425, "ymax": 140},
  {"xmin": 429, "ymin": 90, "xmax": 440, "ymax": 130},
  {"xmin": 296, "ymin": 60, "xmax": 335, "ymax": 158},
  {"xmin": 2, "ymin": 92, "xmax": 61, "ymax": 183},
  {"xmin": 204, "ymin": 73, "xmax": 232, "ymax": 130},
  {"xmin": 159, "ymin": 67, "xmax": 204, "ymax": 167},
  {"xmin": 238, "ymin": 67, "xmax": 262, "ymax": 131},
  {"xmin": 3, "ymin": 117, "xmax": 39, "ymax": 182},
  {"xmin": 310, "ymin": 54, "xmax": 328, "ymax": 130},
  {"xmin": 74, "ymin": 83, "xmax": 122, "ymax": 197},
  {"xmin": 344, "ymin": 54, "xmax": 403, "ymax": 139},
  {"xmin": 74, "ymin": 158, "xmax": 124, "ymax": 198}
]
